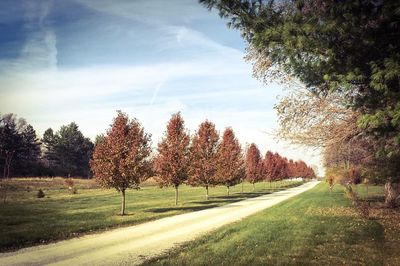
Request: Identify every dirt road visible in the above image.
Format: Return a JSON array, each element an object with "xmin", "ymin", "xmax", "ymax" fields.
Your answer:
[{"xmin": 0, "ymin": 181, "xmax": 319, "ymax": 265}]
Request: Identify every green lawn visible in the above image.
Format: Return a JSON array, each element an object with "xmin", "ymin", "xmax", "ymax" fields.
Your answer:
[
  {"xmin": 0, "ymin": 178, "xmax": 302, "ymax": 251},
  {"xmin": 144, "ymin": 182, "xmax": 400, "ymax": 265}
]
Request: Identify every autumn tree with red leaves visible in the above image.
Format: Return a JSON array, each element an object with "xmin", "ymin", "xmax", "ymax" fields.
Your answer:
[
  {"xmin": 262, "ymin": 152, "xmax": 287, "ymax": 185},
  {"xmin": 274, "ymin": 154, "xmax": 289, "ymax": 182},
  {"xmin": 90, "ymin": 111, "xmax": 152, "ymax": 215},
  {"xmin": 291, "ymin": 160, "xmax": 315, "ymax": 179},
  {"xmin": 154, "ymin": 113, "xmax": 190, "ymax": 205},
  {"xmin": 262, "ymin": 151, "xmax": 275, "ymax": 184},
  {"xmin": 188, "ymin": 120, "xmax": 219, "ymax": 200},
  {"xmin": 287, "ymin": 159, "xmax": 296, "ymax": 178},
  {"xmin": 245, "ymin": 143, "xmax": 262, "ymax": 191},
  {"xmin": 215, "ymin": 128, "xmax": 244, "ymax": 196}
]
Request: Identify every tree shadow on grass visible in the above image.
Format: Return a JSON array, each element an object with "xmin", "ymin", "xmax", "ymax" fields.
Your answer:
[
  {"xmin": 192, "ymin": 198, "xmax": 242, "ymax": 205},
  {"xmin": 146, "ymin": 205, "xmax": 219, "ymax": 213},
  {"xmin": 193, "ymin": 191, "xmax": 275, "ymax": 205},
  {"xmin": 365, "ymin": 195, "xmax": 385, "ymax": 203},
  {"xmin": 146, "ymin": 188, "xmax": 291, "ymax": 214},
  {"xmin": 239, "ymin": 192, "xmax": 272, "ymax": 197}
]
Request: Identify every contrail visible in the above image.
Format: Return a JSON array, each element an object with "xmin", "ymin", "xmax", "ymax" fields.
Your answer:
[{"xmin": 149, "ymin": 80, "xmax": 164, "ymax": 106}]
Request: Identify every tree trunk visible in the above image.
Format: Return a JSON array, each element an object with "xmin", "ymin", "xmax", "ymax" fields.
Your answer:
[
  {"xmin": 241, "ymin": 181, "xmax": 243, "ymax": 193},
  {"xmin": 175, "ymin": 185, "xmax": 179, "ymax": 206},
  {"xmin": 121, "ymin": 189, "xmax": 126, "ymax": 215},
  {"xmin": 253, "ymin": 183, "xmax": 255, "ymax": 191},
  {"xmin": 6, "ymin": 153, "xmax": 13, "ymax": 178},
  {"xmin": 1, "ymin": 179, "xmax": 8, "ymax": 204},
  {"xmin": 227, "ymin": 186, "xmax": 230, "ymax": 196},
  {"xmin": 2, "ymin": 160, "xmax": 6, "ymax": 179},
  {"xmin": 3, "ymin": 153, "xmax": 13, "ymax": 179},
  {"xmin": 384, "ymin": 181, "xmax": 400, "ymax": 208},
  {"xmin": 205, "ymin": 186, "xmax": 209, "ymax": 200}
]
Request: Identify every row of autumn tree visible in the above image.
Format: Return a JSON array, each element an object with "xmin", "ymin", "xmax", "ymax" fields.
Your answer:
[
  {"xmin": 91, "ymin": 111, "xmax": 315, "ymax": 214},
  {"xmin": 0, "ymin": 113, "xmax": 93, "ymax": 178}
]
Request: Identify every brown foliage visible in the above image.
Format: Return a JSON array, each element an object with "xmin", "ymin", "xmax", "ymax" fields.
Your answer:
[
  {"xmin": 262, "ymin": 152, "xmax": 314, "ymax": 182},
  {"xmin": 188, "ymin": 120, "xmax": 219, "ymax": 196},
  {"xmin": 90, "ymin": 111, "xmax": 152, "ymax": 215},
  {"xmin": 215, "ymin": 128, "xmax": 244, "ymax": 188},
  {"xmin": 245, "ymin": 143, "xmax": 262, "ymax": 184},
  {"xmin": 275, "ymin": 88, "xmax": 358, "ymax": 148},
  {"xmin": 154, "ymin": 113, "xmax": 190, "ymax": 204},
  {"xmin": 154, "ymin": 113, "xmax": 190, "ymax": 187}
]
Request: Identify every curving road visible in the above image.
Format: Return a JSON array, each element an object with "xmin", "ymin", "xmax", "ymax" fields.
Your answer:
[{"xmin": 0, "ymin": 181, "xmax": 319, "ymax": 266}]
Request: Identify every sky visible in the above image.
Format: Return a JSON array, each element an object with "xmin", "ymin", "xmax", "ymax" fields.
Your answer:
[{"xmin": 0, "ymin": 0, "xmax": 322, "ymax": 174}]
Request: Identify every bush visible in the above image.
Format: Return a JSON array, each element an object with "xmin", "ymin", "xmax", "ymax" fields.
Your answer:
[
  {"xmin": 37, "ymin": 189, "xmax": 45, "ymax": 198},
  {"xmin": 64, "ymin": 178, "xmax": 74, "ymax": 188},
  {"xmin": 64, "ymin": 178, "xmax": 78, "ymax": 194}
]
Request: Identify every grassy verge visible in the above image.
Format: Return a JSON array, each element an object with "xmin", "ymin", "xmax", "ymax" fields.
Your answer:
[
  {"xmin": 144, "ymin": 183, "xmax": 400, "ymax": 265},
  {"xmin": 0, "ymin": 178, "xmax": 302, "ymax": 251}
]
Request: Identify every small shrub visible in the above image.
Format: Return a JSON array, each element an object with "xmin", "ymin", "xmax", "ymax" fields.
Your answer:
[
  {"xmin": 64, "ymin": 178, "xmax": 74, "ymax": 188},
  {"xmin": 64, "ymin": 178, "xmax": 77, "ymax": 194},
  {"xmin": 326, "ymin": 175, "xmax": 334, "ymax": 192},
  {"xmin": 37, "ymin": 189, "xmax": 45, "ymax": 198}
]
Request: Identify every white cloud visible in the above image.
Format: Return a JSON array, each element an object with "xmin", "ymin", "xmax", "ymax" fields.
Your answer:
[
  {"xmin": 76, "ymin": 0, "xmax": 211, "ymax": 26},
  {"xmin": 0, "ymin": 0, "xmax": 56, "ymax": 71},
  {"xmin": 0, "ymin": 0, "xmax": 323, "ymax": 173}
]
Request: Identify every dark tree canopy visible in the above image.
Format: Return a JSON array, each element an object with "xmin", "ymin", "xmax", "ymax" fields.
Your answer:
[
  {"xmin": 200, "ymin": 0, "xmax": 400, "ymax": 178},
  {"xmin": 0, "ymin": 114, "xmax": 41, "ymax": 178},
  {"xmin": 42, "ymin": 122, "xmax": 94, "ymax": 177}
]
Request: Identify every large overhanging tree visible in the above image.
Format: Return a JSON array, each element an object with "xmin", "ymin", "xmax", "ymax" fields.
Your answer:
[{"xmin": 200, "ymin": 0, "xmax": 400, "ymax": 205}]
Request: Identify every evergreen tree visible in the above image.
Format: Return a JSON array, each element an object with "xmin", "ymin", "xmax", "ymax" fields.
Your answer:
[
  {"xmin": 0, "ymin": 114, "xmax": 40, "ymax": 178},
  {"xmin": 42, "ymin": 123, "xmax": 94, "ymax": 177}
]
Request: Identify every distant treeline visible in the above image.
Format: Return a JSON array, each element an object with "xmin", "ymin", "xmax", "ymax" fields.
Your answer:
[
  {"xmin": 0, "ymin": 113, "xmax": 315, "ymax": 180},
  {"xmin": 0, "ymin": 113, "xmax": 93, "ymax": 178}
]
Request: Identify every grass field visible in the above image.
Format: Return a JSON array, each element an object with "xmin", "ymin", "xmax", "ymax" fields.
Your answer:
[
  {"xmin": 0, "ymin": 177, "xmax": 302, "ymax": 251},
  {"xmin": 144, "ymin": 183, "xmax": 400, "ymax": 265}
]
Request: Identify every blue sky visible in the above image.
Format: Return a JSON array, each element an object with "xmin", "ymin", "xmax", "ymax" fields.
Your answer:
[{"xmin": 0, "ymin": 0, "xmax": 322, "ymax": 172}]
